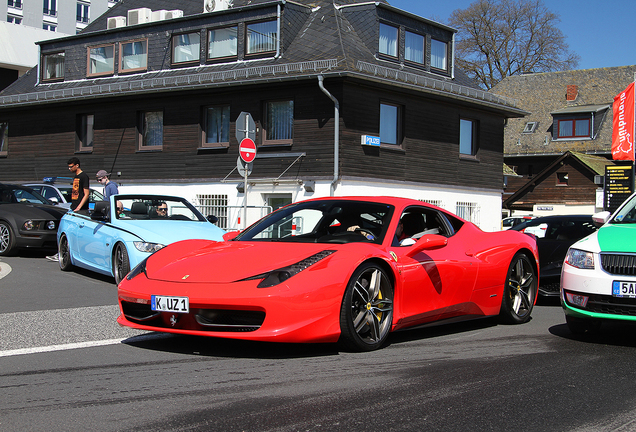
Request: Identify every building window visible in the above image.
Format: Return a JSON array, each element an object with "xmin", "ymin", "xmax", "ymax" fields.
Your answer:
[
  {"xmin": 380, "ymin": 102, "xmax": 401, "ymax": 146},
  {"xmin": 431, "ymin": 39, "xmax": 447, "ymax": 70},
  {"xmin": 523, "ymin": 121, "xmax": 538, "ymax": 133},
  {"xmin": 208, "ymin": 26, "xmax": 237, "ymax": 60},
  {"xmin": 405, "ymin": 31, "xmax": 424, "ymax": 64},
  {"xmin": 76, "ymin": 114, "xmax": 94, "ymax": 152},
  {"xmin": 379, "ymin": 23, "xmax": 398, "ymax": 57},
  {"xmin": 459, "ymin": 118, "xmax": 478, "ymax": 155},
  {"xmin": 41, "ymin": 52, "xmax": 64, "ymax": 81},
  {"xmin": 196, "ymin": 194, "xmax": 228, "ymax": 229},
  {"xmin": 120, "ymin": 39, "xmax": 147, "ymax": 73},
  {"xmin": 557, "ymin": 118, "xmax": 591, "ymax": 139},
  {"xmin": 246, "ymin": 21, "xmax": 277, "ymax": 55},
  {"xmin": 88, "ymin": 44, "xmax": 114, "ymax": 76},
  {"xmin": 263, "ymin": 100, "xmax": 293, "ymax": 146},
  {"xmin": 76, "ymin": 2, "xmax": 89, "ymax": 23},
  {"xmin": 202, "ymin": 105, "xmax": 230, "ymax": 148},
  {"xmin": 138, "ymin": 111, "xmax": 163, "ymax": 151},
  {"xmin": 8, "ymin": 0, "xmax": 22, "ymax": 8},
  {"xmin": 456, "ymin": 201, "xmax": 480, "ymax": 225},
  {"xmin": 0, "ymin": 122, "xmax": 7, "ymax": 157},
  {"xmin": 7, "ymin": 14, "xmax": 22, "ymax": 24},
  {"xmin": 43, "ymin": 0, "xmax": 56, "ymax": 16},
  {"xmin": 556, "ymin": 172, "xmax": 569, "ymax": 186},
  {"xmin": 172, "ymin": 32, "xmax": 200, "ymax": 64},
  {"xmin": 42, "ymin": 23, "xmax": 56, "ymax": 31}
]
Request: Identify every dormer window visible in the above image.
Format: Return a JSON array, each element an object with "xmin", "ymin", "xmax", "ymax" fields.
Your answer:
[
  {"xmin": 246, "ymin": 21, "xmax": 277, "ymax": 56},
  {"xmin": 379, "ymin": 23, "xmax": 398, "ymax": 58},
  {"xmin": 120, "ymin": 39, "xmax": 147, "ymax": 73},
  {"xmin": 41, "ymin": 51, "xmax": 65, "ymax": 81},
  {"xmin": 208, "ymin": 26, "xmax": 237, "ymax": 60},
  {"xmin": 172, "ymin": 32, "xmax": 200, "ymax": 64},
  {"xmin": 87, "ymin": 44, "xmax": 114, "ymax": 77},
  {"xmin": 405, "ymin": 31, "xmax": 424, "ymax": 64},
  {"xmin": 557, "ymin": 118, "xmax": 590, "ymax": 139},
  {"xmin": 431, "ymin": 39, "xmax": 447, "ymax": 70}
]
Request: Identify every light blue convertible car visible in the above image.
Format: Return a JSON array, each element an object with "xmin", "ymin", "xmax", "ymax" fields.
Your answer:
[{"xmin": 57, "ymin": 194, "xmax": 226, "ymax": 283}]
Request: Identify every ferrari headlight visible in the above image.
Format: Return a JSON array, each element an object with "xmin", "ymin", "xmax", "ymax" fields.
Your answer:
[
  {"xmin": 134, "ymin": 241, "xmax": 165, "ymax": 253},
  {"xmin": 23, "ymin": 220, "xmax": 35, "ymax": 230},
  {"xmin": 565, "ymin": 248, "xmax": 594, "ymax": 269},
  {"xmin": 46, "ymin": 221, "xmax": 56, "ymax": 230},
  {"xmin": 247, "ymin": 250, "xmax": 336, "ymax": 288},
  {"xmin": 126, "ymin": 256, "xmax": 149, "ymax": 281}
]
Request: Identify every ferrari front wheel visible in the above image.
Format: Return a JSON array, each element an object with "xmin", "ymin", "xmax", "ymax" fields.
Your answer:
[
  {"xmin": 499, "ymin": 252, "xmax": 537, "ymax": 324},
  {"xmin": 339, "ymin": 262, "xmax": 394, "ymax": 351},
  {"xmin": 113, "ymin": 243, "xmax": 130, "ymax": 285}
]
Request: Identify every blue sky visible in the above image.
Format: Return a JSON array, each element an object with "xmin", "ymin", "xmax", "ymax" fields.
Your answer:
[{"xmin": 389, "ymin": 0, "xmax": 635, "ymax": 71}]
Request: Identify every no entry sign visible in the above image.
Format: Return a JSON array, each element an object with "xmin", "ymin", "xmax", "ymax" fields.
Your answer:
[{"xmin": 239, "ymin": 138, "xmax": 257, "ymax": 163}]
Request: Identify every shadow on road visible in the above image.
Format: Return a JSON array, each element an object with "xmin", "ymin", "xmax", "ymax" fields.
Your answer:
[
  {"xmin": 121, "ymin": 316, "xmax": 503, "ymax": 359},
  {"xmin": 549, "ymin": 320, "xmax": 636, "ymax": 348}
]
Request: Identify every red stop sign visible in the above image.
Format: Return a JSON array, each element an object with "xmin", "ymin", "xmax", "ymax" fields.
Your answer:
[{"xmin": 239, "ymin": 138, "xmax": 257, "ymax": 163}]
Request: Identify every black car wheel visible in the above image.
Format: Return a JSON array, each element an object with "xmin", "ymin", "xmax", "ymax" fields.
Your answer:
[
  {"xmin": 0, "ymin": 221, "xmax": 16, "ymax": 256},
  {"xmin": 500, "ymin": 252, "xmax": 537, "ymax": 324},
  {"xmin": 339, "ymin": 262, "xmax": 393, "ymax": 351},
  {"xmin": 113, "ymin": 243, "xmax": 130, "ymax": 285},
  {"xmin": 59, "ymin": 234, "xmax": 73, "ymax": 271}
]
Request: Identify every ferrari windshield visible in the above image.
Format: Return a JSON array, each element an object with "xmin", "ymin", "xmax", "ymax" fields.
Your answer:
[
  {"xmin": 0, "ymin": 185, "xmax": 50, "ymax": 205},
  {"xmin": 236, "ymin": 199, "xmax": 394, "ymax": 244},
  {"xmin": 612, "ymin": 194, "xmax": 636, "ymax": 224},
  {"xmin": 114, "ymin": 195, "xmax": 207, "ymax": 222}
]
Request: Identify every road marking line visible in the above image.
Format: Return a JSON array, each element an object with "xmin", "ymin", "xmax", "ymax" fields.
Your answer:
[
  {"xmin": 0, "ymin": 261, "xmax": 11, "ymax": 280},
  {"xmin": 0, "ymin": 333, "xmax": 167, "ymax": 357}
]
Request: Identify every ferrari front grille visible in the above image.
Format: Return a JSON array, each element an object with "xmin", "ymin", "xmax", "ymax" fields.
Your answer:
[
  {"xmin": 195, "ymin": 309, "xmax": 265, "ymax": 332},
  {"xmin": 121, "ymin": 301, "xmax": 160, "ymax": 322},
  {"xmin": 601, "ymin": 253, "xmax": 636, "ymax": 276}
]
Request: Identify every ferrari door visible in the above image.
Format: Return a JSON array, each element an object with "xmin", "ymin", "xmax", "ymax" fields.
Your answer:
[{"xmin": 391, "ymin": 207, "xmax": 480, "ymax": 326}]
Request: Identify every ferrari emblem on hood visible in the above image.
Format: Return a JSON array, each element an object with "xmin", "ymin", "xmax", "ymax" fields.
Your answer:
[
  {"xmin": 390, "ymin": 251, "xmax": 398, "ymax": 262},
  {"xmin": 182, "ymin": 275, "xmax": 190, "ymax": 280}
]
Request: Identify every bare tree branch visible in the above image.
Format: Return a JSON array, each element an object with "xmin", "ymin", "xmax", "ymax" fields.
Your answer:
[{"xmin": 449, "ymin": 0, "xmax": 580, "ymax": 89}]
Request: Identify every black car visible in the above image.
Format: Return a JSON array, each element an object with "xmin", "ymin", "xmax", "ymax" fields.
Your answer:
[
  {"xmin": 0, "ymin": 183, "xmax": 67, "ymax": 256},
  {"xmin": 512, "ymin": 215, "xmax": 597, "ymax": 297}
]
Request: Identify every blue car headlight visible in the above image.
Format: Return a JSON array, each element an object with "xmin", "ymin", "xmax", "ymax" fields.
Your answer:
[
  {"xmin": 565, "ymin": 248, "xmax": 594, "ymax": 269},
  {"xmin": 242, "ymin": 250, "xmax": 336, "ymax": 288},
  {"xmin": 134, "ymin": 241, "xmax": 165, "ymax": 253}
]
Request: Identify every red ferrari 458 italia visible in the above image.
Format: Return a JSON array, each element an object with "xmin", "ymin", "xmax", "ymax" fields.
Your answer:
[{"xmin": 118, "ymin": 197, "xmax": 539, "ymax": 351}]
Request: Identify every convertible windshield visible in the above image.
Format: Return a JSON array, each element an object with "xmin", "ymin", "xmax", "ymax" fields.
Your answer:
[
  {"xmin": 235, "ymin": 199, "xmax": 394, "ymax": 244},
  {"xmin": 612, "ymin": 194, "xmax": 636, "ymax": 224},
  {"xmin": 0, "ymin": 186, "xmax": 50, "ymax": 205},
  {"xmin": 114, "ymin": 195, "xmax": 207, "ymax": 222}
]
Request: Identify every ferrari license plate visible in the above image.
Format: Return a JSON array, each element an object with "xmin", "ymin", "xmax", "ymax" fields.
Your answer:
[
  {"xmin": 612, "ymin": 281, "xmax": 636, "ymax": 298},
  {"xmin": 151, "ymin": 295, "xmax": 189, "ymax": 313}
]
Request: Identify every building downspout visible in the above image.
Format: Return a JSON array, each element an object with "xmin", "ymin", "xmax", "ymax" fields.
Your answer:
[{"xmin": 318, "ymin": 75, "xmax": 339, "ymax": 196}]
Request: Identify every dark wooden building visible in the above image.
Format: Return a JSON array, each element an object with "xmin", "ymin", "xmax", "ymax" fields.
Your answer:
[
  {"xmin": 492, "ymin": 66, "xmax": 636, "ymax": 216},
  {"xmin": 0, "ymin": 0, "xmax": 525, "ymax": 230}
]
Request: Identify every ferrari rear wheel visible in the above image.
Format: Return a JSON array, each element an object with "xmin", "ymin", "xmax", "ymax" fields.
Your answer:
[
  {"xmin": 113, "ymin": 243, "xmax": 130, "ymax": 285},
  {"xmin": 59, "ymin": 234, "xmax": 73, "ymax": 271},
  {"xmin": 499, "ymin": 252, "xmax": 537, "ymax": 324},
  {"xmin": 339, "ymin": 262, "xmax": 394, "ymax": 351},
  {"xmin": 0, "ymin": 221, "xmax": 16, "ymax": 256}
]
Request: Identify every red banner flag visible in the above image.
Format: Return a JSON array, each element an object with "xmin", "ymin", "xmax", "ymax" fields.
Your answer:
[{"xmin": 612, "ymin": 82, "xmax": 635, "ymax": 161}]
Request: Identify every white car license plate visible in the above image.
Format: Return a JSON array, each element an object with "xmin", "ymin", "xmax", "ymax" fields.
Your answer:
[
  {"xmin": 151, "ymin": 295, "xmax": 189, "ymax": 313},
  {"xmin": 612, "ymin": 281, "xmax": 636, "ymax": 298}
]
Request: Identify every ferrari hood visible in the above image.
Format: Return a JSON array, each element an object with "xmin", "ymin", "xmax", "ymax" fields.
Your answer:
[
  {"xmin": 145, "ymin": 239, "xmax": 340, "ymax": 283},
  {"xmin": 115, "ymin": 220, "xmax": 225, "ymax": 244}
]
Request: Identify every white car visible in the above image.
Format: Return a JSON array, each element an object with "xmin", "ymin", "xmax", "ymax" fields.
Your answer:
[
  {"xmin": 561, "ymin": 193, "xmax": 636, "ymax": 334},
  {"xmin": 25, "ymin": 177, "xmax": 104, "ymax": 209}
]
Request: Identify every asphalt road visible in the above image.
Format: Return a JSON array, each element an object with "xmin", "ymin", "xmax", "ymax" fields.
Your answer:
[{"xmin": 2, "ymin": 252, "xmax": 636, "ymax": 431}]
